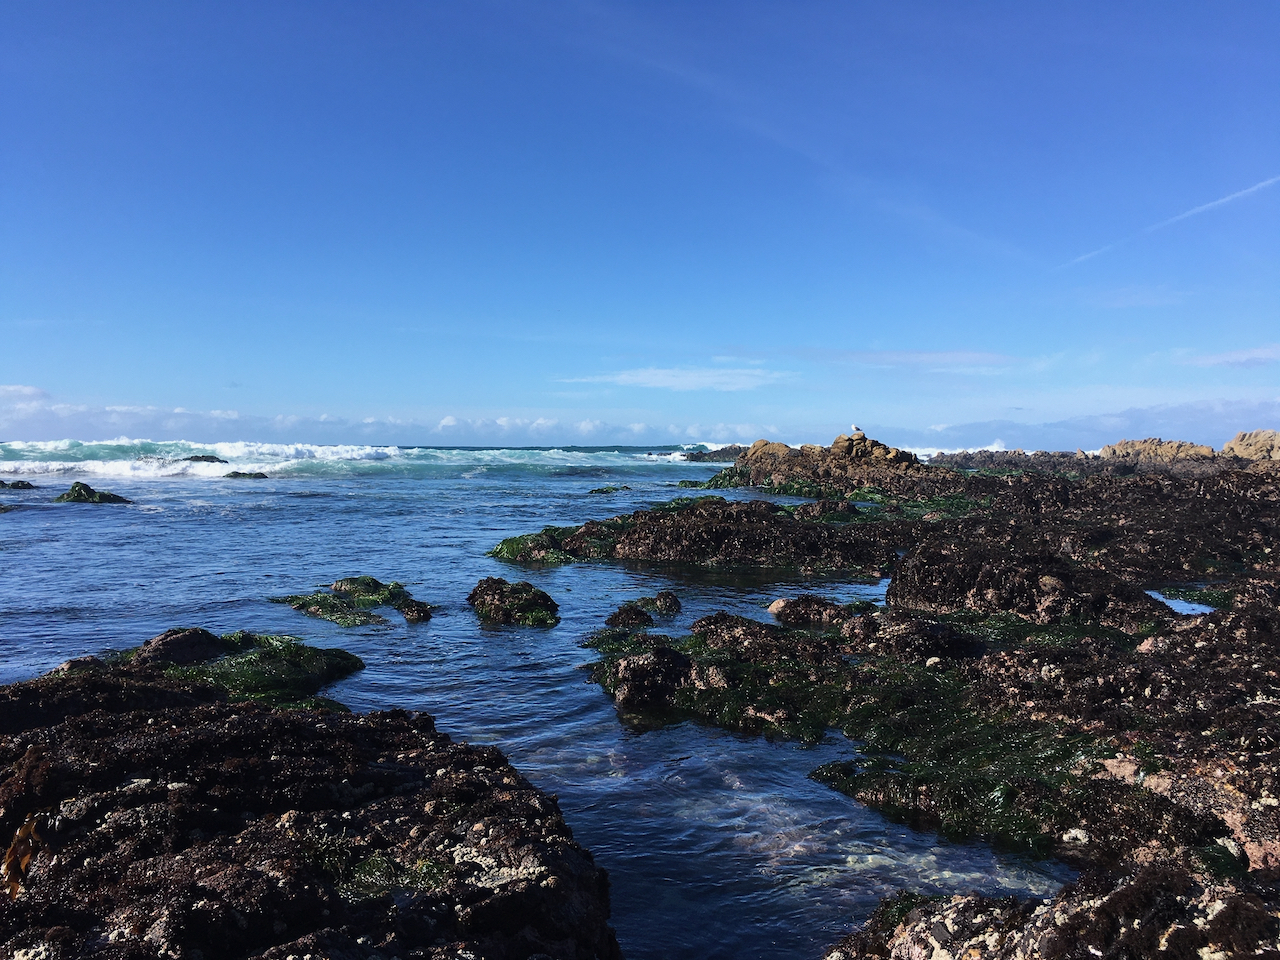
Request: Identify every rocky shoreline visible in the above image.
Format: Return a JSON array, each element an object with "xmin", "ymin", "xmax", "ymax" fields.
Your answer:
[
  {"xmin": 496, "ymin": 428, "xmax": 1280, "ymax": 958},
  {"xmin": 0, "ymin": 628, "xmax": 620, "ymax": 959}
]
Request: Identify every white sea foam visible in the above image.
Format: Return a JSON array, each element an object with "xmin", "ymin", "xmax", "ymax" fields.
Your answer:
[{"xmin": 0, "ymin": 437, "xmax": 703, "ymax": 479}]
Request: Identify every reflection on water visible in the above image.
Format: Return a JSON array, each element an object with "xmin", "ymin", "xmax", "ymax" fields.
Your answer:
[{"xmin": 0, "ymin": 462, "xmax": 1071, "ymax": 959}]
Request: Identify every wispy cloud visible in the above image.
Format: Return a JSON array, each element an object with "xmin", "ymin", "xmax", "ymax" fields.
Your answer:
[
  {"xmin": 1186, "ymin": 344, "xmax": 1280, "ymax": 368},
  {"xmin": 1066, "ymin": 174, "xmax": 1280, "ymax": 266},
  {"xmin": 826, "ymin": 350, "xmax": 1017, "ymax": 375},
  {"xmin": 566, "ymin": 366, "xmax": 789, "ymax": 391}
]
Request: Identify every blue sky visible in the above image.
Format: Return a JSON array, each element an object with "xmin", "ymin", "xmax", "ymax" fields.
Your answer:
[{"xmin": 2, "ymin": 1, "xmax": 1278, "ymax": 450}]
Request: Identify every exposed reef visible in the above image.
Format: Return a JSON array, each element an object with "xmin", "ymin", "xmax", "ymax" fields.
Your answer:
[
  {"xmin": 271, "ymin": 576, "xmax": 435, "ymax": 627},
  {"xmin": 491, "ymin": 497, "xmax": 901, "ymax": 576},
  {"xmin": 53, "ymin": 481, "xmax": 131, "ymax": 504},
  {"xmin": 467, "ymin": 577, "xmax": 560, "ymax": 627},
  {"xmin": 534, "ymin": 426, "xmax": 1280, "ymax": 957},
  {"xmin": 0, "ymin": 628, "xmax": 619, "ymax": 959}
]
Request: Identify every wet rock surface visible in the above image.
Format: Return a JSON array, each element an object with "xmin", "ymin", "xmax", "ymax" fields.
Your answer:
[
  {"xmin": 492, "ymin": 497, "xmax": 902, "ymax": 575},
  {"xmin": 0, "ymin": 638, "xmax": 619, "ymax": 960},
  {"xmin": 467, "ymin": 578, "xmax": 560, "ymax": 628},
  {"xmin": 271, "ymin": 577, "xmax": 435, "ymax": 627},
  {"xmin": 52, "ymin": 481, "xmax": 131, "ymax": 504}
]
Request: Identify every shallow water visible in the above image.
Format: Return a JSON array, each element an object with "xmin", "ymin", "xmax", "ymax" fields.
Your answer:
[{"xmin": 0, "ymin": 442, "xmax": 1071, "ymax": 959}]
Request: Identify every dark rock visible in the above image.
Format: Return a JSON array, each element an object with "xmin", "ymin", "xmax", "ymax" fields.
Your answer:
[
  {"xmin": 52, "ymin": 481, "xmax": 130, "ymax": 504},
  {"xmin": 887, "ymin": 534, "xmax": 1170, "ymax": 634},
  {"xmin": 650, "ymin": 590, "xmax": 682, "ymax": 615},
  {"xmin": 273, "ymin": 576, "xmax": 434, "ymax": 626},
  {"xmin": 767, "ymin": 594, "xmax": 873, "ymax": 629},
  {"xmin": 183, "ymin": 454, "xmax": 228, "ymax": 463},
  {"xmin": 467, "ymin": 577, "xmax": 560, "ymax": 627},
  {"xmin": 683, "ymin": 444, "xmax": 748, "ymax": 462},
  {"xmin": 224, "ymin": 470, "xmax": 269, "ymax": 479},
  {"xmin": 605, "ymin": 603, "xmax": 654, "ymax": 629},
  {"xmin": 8, "ymin": 480, "xmax": 35, "ymax": 489},
  {"xmin": 0, "ymin": 671, "xmax": 621, "ymax": 960},
  {"xmin": 132, "ymin": 626, "xmax": 237, "ymax": 666},
  {"xmin": 612, "ymin": 646, "xmax": 693, "ymax": 710}
]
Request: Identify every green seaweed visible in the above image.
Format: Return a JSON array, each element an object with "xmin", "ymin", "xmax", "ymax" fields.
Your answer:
[
  {"xmin": 165, "ymin": 632, "xmax": 364, "ymax": 709},
  {"xmin": 270, "ymin": 576, "xmax": 433, "ymax": 626},
  {"xmin": 303, "ymin": 828, "xmax": 452, "ymax": 901},
  {"xmin": 489, "ymin": 525, "xmax": 581, "ymax": 564}
]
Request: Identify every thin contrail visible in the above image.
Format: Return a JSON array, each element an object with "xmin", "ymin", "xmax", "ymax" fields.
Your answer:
[{"xmin": 1063, "ymin": 173, "xmax": 1280, "ymax": 267}]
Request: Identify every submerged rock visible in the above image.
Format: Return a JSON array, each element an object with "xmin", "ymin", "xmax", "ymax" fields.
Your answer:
[
  {"xmin": 467, "ymin": 577, "xmax": 560, "ymax": 627},
  {"xmin": 1, "ymin": 480, "xmax": 36, "ymax": 490},
  {"xmin": 0, "ymin": 654, "xmax": 620, "ymax": 959},
  {"xmin": 183, "ymin": 454, "xmax": 228, "ymax": 463},
  {"xmin": 224, "ymin": 470, "xmax": 269, "ymax": 479},
  {"xmin": 52, "ymin": 481, "xmax": 131, "ymax": 504}
]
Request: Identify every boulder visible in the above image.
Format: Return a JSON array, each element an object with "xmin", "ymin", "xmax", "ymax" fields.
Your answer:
[
  {"xmin": 52, "ymin": 481, "xmax": 131, "ymax": 504},
  {"xmin": 467, "ymin": 577, "xmax": 560, "ymax": 627},
  {"xmin": 132, "ymin": 627, "xmax": 237, "ymax": 666}
]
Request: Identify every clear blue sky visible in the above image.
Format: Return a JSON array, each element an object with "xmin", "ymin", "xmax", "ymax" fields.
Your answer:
[{"xmin": 3, "ymin": 1, "xmax": 1278, "ymax": 449}]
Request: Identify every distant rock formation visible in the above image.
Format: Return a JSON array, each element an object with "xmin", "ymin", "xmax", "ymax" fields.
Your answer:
[
  {"xmin": 1223, "ymin": 428, "xmax": 1280, "ymax": 460},
  {"xmin": 1099, "ymin": 437, "xmax": 1216, "ymax": 461}
]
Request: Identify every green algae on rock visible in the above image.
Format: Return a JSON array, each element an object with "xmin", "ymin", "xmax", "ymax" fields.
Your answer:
[
  {"xmin": 271, "ymin": 576, "xmax": 435, "ymax": 626},
  {"xmin": 52, "ymin": 481, "xmax": 131, "ymax": 504},
  {"xmin": 468, "ymin": 576, "xmax": 560, "ymax": 627},
  {"xmin": 164, "ymin": 631, "xmax": 364, "ymax": 709}
]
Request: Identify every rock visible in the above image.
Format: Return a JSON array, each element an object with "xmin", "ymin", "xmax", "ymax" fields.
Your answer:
[
  {"xmin": 52, "ymin": 481, "xmax": 130, "ymax": 504},
  {"xmin": 132, "ymin": 626, "xmax": 237, "ymax": 666},
  {"xmin": 224, "ymin": 470, "xmax": 269, "ymax": 479},
  {"xmin": 1223, "ymin": 428, "xmax": 1280, "ymax": 460},
  {"xmin": 588, "ymin": 485, "xmax": 631, "ymax": 494},
  {"xmin": 611, "ymin": 646, "xmax": 693, "ymax": 710},
  {"xmin": 768, "ymin": 594, "xmax": 873, "ymax": 629},
  {"xmin": 887, "ymin": 533, "xmax": 1171, "ymax": 634},
  {"xmin": 1100, "ymin": 437, "xmax": 1217, "ymax": 461},
  {"xmin": 650, "ymin": 590, "xmax": 682, "ymax": 615},
  {"xmin": 8, "ymin": 480, "xmax": 35, "ymax": 489},
  {"xmin": 467, "ymin": 577, "xmax": 560, "ymax": 627},
  {"xmin": 605, "ymin": 603, "xmax": 654, "ymax": 629},
  {"xmin": 683, "ymin": 445, "xmax": 748, "ymax": 462},
  {"xmin": 183, "ymin": 454, "xmax": 228, "ymax": 463},
  {"xmin": 273, "ymin": 576, "xmax": 435, "ymax": 626},
  {"xmin": 0, "ymin": 669, "xmax": 621, "ymax": 959}
]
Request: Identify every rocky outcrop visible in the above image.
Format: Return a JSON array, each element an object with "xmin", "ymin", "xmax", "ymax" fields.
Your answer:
[
  {"xmin": 683, "ymin": 445, "xmax": 747, "ymax": 462},
  {"xmin": 53, "ymin": 481, "xmax": 131, "ymax": 504},
  {"xmin": 467, "ymin": 577, "xmax": 560, "ymax": 627},
  {"xmin": 225, "ymin": 471, "xmax": 269, "ymax": 479},
  {"xmin": 1099, "ymin": 437, "xmax": 1217, "ymax": 461},
  {"xmin": 0, "ymin": 625, "xmax": 620, "ymax": 959},
  {"xmin": 721, "ymin": 432, "xmax": 960, "ymax": 498},
  {"xmin": 825, "ymin": 867, "xmax": 1280, "ymax": 960},
  {"xmin": 1224, "ymin": 428, "xmax": 1280, "ymax": 460},
  {"xmin": 272, "ymin": 576, "xmax": 435, "ymax": 626},
  {"xmin": 886, "ymin": 535, "xmax": 1171, "ymax": 633},
  {"xmin": 0, "ymin": 681, "xmax": 620, "ymax": 959},
  {"xmin": 494, "ymin": 498, "xmax": 904, "ymax": 575}
]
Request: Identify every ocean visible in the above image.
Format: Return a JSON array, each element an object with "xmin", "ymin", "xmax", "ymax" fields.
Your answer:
[{"xmin": 0, "ymin": 439, "xmax": 1071, "ymax": 959}]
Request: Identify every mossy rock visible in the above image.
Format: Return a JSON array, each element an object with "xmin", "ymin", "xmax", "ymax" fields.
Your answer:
[
  {"xmin": 467, "ymin": 577, "xmax": 560, "ymax": 627},
  {"xmin": 164, "ymin": 631, "xmax": 364, "ymax": 709},
  {"xmin": 53, "ymin": 481, "xmax": 131, "ymax": 504},
  {"xmin": 271, "ymin": 576, "xmax": 434, "ymax": 626},
  {"xmin": 489, "ymin": 526, "xmax": 580, "ymax": 564}
]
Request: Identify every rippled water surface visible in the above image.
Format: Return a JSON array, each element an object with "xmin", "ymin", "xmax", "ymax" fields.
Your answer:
[{"xmin": 0, "ymin": 442, "xmax": 1071, "ymax": 958}]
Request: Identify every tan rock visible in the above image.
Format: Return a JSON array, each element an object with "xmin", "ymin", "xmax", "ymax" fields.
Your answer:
[
  {"xmin": 1099, "ymin": 438, "xmax": 1216, "ymax": 461},
  {"xmin": 1222, "ymin": 429, "xmax": 1280, "ymax": 460}
]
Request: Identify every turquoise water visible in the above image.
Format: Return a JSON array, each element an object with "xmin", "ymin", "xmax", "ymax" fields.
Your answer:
[{"xmin": 0, "ymin": 440, "xmax": 1071, "ymax": 959}]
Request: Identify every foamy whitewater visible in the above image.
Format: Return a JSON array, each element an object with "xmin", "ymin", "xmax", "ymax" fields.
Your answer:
[{"xmin": 0, "ymin": 439, "xmax": 1071, "ymax": 959}]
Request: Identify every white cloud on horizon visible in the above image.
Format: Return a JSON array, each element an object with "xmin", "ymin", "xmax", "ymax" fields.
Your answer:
[{"xmin": 565, "ymin": 366, "xmax": 788, "ymax": 391}]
